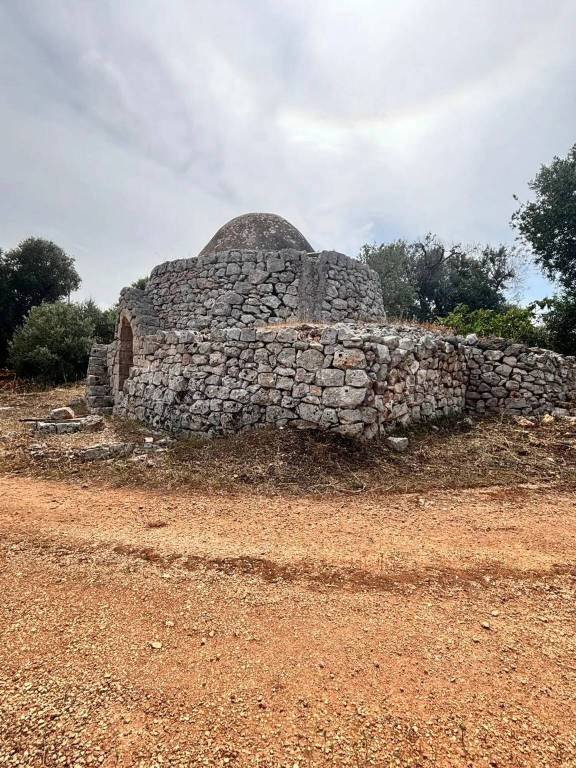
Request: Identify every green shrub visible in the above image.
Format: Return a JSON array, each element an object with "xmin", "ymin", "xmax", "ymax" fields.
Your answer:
[
  {"xmin": 0, "ymin": 237, "xmax": 81, "ymax": 365},
  {"xmin": 8, "ymin": 302, "xmax": 96, "ymax": 383},
  {"xmin": 440, "ymin": 304, "xmax": 545, "ymax": 346},
  {"xmin": 81, "ymin": 299, "xmax": 117, "ymax": 343}
]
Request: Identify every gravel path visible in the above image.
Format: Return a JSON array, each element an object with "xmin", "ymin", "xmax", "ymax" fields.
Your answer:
[{"xmin": 0, "ymin": 477, "xmax": 575, "ymax": 766}]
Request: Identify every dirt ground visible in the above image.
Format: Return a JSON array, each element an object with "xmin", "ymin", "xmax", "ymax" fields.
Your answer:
[{"xmin": 1, "ymin": 387, "xmax": 576, "ymax": 766}]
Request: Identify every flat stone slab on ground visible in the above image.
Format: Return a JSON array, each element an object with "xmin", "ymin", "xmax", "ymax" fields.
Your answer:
[{"xmin": 33, "ymin": 415, "xmax": 104, "ymax": 434}]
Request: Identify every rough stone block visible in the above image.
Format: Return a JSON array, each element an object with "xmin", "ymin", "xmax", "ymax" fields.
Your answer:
[
  {"xmin": 385, "ymin": 436, "xmax": 409, "ymax": 452},
  {"xmin": 333, "ymin": 348, "xmax": 366, "ymax": 369},
  {"xmin": 296, "ymin": 348, "xmax": 325, "ymax": 371},
  {"xmin": 321, "ymin": 386, "xmax": 366, "ymax": 408},
  {"xmin": 316, "ymin": 368, "xmax": 344, "ymax": 387}
]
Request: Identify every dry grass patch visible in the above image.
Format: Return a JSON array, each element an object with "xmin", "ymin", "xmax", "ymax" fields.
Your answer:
[{"xmin": 2, "ymin": 384, "xmax": 576, "ymax": 496}]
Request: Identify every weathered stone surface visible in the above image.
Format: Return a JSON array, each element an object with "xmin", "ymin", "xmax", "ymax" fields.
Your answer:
[
  {"xmin": 297, "ymin": 402, "xmax": 323, "ymax": 423},
  {"xmin": 297, "ymin": 348, "xmax": 325, "ymax": 371},
  {"xmin": 49, "ymin": 406, "xmax": 75, "ymax": 420},
  {"xmin": 34, "ymin": 415, "xmax": 104, "ymax": 434},
  {"xmin": 333, "ymin": 348, "xmax": 366, "ymax": 369},
  {"xmin": 322, "ymin": 386, "xmax": 367, "ymax": 408},
  {"xmin": 345, "ymin": 369, "xmax": 370, "ymax": 387},
  {"xmin": 199, "ymin": 213, "xmax": 313, "ymax": 256},
  {"xmin": 385, "ymin": 436, "xmax": 409, "ymax": 452},
  {"xmin": 79, "ymin": 443, "xmax": 135, "ymax": 461},
  {"xmin": 316, "ymin": 368, "xmax": 344, "ymax": 387}
]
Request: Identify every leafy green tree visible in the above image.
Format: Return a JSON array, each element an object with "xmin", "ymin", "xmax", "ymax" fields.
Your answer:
[
  {"xmin": 8, "ymin": 302, "xmax": 95, "ymax": 383},
  {"xmin": 358, "ymin": 241, "xmax": 418, "ymax": 318},
  {"xmin": 434, "ymin": 245, "xmax": 517, "ymax": 316},
  {"xmin": 360, "ymin": 236, "xmax": 517, "ymax": 321},
  {"xmin": 441, "ymin": 304, "xmax": 544, "ymax": 346},
  {"xmin": 535, "ymin": 294, "xmax": 576, "ymax": 356},
  {"xmin": 81, "ymin": 299, "xmax": 117, "ymax": 344},
  {"xmin": 512, "ymin": 143, "xmax": 576, "ymax": 290},
  {"xmin": 0, "ymin": 238, "xmax": 80, "ymax": 364}
]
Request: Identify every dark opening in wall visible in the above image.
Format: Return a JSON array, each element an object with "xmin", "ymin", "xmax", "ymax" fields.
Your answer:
[{"xmin": 118, "ymin": 317, "xmax": 134, "ymax": 391}]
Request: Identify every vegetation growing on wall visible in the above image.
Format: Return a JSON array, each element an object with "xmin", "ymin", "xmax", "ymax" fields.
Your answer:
[{"xmin": 440, "ymin": 304, "xmax": 545, "ymax": 346}]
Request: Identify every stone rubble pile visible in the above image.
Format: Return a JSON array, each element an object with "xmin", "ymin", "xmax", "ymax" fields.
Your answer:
[
  {"xmin": 29, "ymin": 438, "xmax": 171, "ymax": 461},
  {"xmin": 33, "ymin": 415, "xmax": 104, "ymax": 435},
  {"xmin": 77, "ymin": 442, "xmax": 168, "ymax": 461}
]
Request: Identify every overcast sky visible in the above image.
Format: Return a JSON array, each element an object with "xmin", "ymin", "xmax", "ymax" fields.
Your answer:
[{"xmin": 1, "ymin": 0, "xmax": 574, "ymax": 306}]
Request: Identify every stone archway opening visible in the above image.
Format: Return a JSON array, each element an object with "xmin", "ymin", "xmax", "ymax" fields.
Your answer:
[{"xmin": 118, "ymin": 316, "xmax": 134, "ymax": 391}]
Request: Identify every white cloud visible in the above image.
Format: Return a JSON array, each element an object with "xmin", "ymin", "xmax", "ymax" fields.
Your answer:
[{"xmin": 0, "ymin": 0, "xmax": 572, "ymax": 304}]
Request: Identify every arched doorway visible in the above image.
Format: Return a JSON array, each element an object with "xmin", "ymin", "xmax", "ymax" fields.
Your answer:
[{"xmin": 118, "ymin": 316, "xmax": 134, "ymax": 391}]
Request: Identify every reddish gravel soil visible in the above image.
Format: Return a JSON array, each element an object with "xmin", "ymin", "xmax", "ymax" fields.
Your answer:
[{"xmin": 0, "ymin": 475, "xmax": 575, "ymax": 766}]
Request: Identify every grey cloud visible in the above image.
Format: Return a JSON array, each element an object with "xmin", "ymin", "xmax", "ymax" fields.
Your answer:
[{"xmin": 1, "ymin": 0, "xmax": 572, "ymax": 305}]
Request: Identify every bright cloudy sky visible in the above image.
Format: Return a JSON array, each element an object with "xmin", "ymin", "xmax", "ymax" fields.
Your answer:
[{"xmin": 1, "ymin": 0, "xmax": 574, "ymax": 306}]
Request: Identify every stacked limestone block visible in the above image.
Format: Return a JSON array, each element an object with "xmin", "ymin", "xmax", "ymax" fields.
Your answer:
[
  {"xmin": 117, "ymin": 286, "xmax": 162, "ymax": 336},
  {"xmin": 145, "ymin": 250, "xmax": 383, "ymax": 330},
  {"xmin": 465, "ymin": 338, "xmax": 576, "ymax": 415},
  {"xmin": 114, "ymin": 323, "xmax": 468, "ymax": 440},
  {"xmin": 86, "ymin": 344, "xmax": 114, "ymax": 415}
]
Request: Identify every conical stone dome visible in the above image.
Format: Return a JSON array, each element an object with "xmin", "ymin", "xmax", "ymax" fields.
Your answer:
[{"xmin": 199, "ymin": 213, "xmax": 312, "ymax": 256}]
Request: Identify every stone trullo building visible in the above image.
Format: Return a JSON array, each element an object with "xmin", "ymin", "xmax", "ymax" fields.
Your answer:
[{"xmin": 86, "ymin": 213, "xmax": 576, "ymax": 439}]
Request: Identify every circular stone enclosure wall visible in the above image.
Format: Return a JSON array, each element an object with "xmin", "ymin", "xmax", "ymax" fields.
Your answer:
[{"xmin": 145, "ymin": 249, "xmax": 385, "ymax": 330}]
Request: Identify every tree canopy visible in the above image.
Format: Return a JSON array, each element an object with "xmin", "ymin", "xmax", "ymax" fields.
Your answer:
[
  {"xmin": 534, "ymin": 294, "xmax": 576, "ymax": 357},
  {"xmin": 512, "ymin": 143, "xmax": 576, "ymax": 290},
  {"xmin": 8, "ymin": 299, "xmax": 116, "ymax": 383},
  {"xmin": 360, "ymin": 235, "xmax": 517, "ymax": 322},
  {"xmin": 0, "ymin": 237, "xmax": 81, "ymax": 364},
  {"xmin": 8, "ymin": 302, "xmax": 95, "ymax": 383},
  {"xmin": 81, "ymin": 299, "xmax": 116, "ymax": 344}
]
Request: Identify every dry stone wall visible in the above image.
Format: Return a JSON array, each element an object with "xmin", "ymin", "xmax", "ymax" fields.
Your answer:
[
  {"xmin": 86, "ymin": 344, "xmax": 114, "ymax": 415},
  {"xmin": 465, "ymin": 336, "xmax": 576, "ymax": 416},
  {"xmin": 113, "ymin": 324, "xmax": 469, "ymax": 439},
  {"xmin": 89, "ymin": 322, "xmax": 576, "ymax": 439},
  {"xmin": 145, "ymin": 249, "xmax": 384, "ymax": 330}
]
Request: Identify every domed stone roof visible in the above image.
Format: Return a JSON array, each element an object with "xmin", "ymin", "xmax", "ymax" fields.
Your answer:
[{"xmin": 199, "ymin": 213, "xmax": 312, "ymax": 256}]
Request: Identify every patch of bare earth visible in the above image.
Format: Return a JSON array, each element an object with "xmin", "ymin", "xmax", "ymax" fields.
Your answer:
[{"xmin": 1, "ymin": 387, "xmax": 576, "ymax": 765}]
